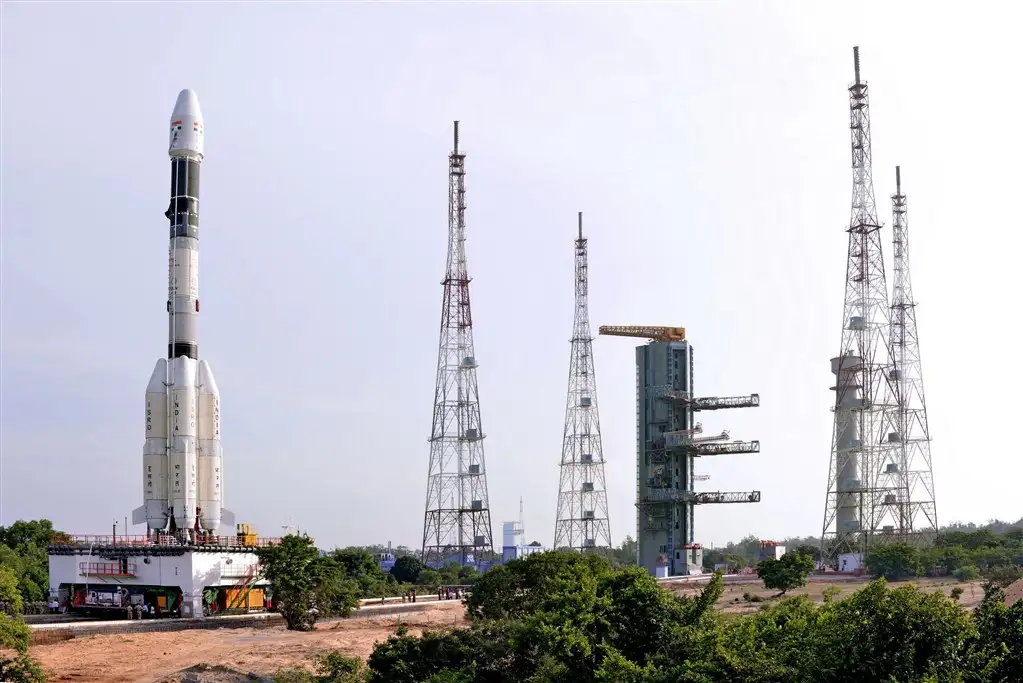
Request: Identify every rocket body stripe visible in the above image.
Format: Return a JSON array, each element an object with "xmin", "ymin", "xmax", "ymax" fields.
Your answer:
[{"xmin": 138, "ymin": 89, "xmax": 230, "ymax": 538}]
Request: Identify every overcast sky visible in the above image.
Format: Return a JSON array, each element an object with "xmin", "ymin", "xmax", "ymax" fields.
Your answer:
[{"xmin": 2, "ymin": 1, "xmax": 1020, "ymax": 550}]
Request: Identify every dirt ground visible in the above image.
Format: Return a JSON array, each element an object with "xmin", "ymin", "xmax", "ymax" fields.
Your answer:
[
  {"xmin": 669, "ymin": 576, "xmax": 991, "ymax": 613},
  {"xmin": 1004, "ymin": 578, "xmax": 1023, "ymax": 606},
  {"xmin": 32, "ymin": 602, "xmax": 467, "ymax": 683}
]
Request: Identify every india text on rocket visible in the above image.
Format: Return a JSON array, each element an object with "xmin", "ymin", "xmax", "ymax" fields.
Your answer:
[{"xmin": 133, "ymin": 89, "xmax": 234, "ymax": 541}]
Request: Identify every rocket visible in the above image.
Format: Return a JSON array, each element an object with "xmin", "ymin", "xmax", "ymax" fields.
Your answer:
[{"xmin": 132, "ymin": 89, "xmax": 234, "ymax": 540}]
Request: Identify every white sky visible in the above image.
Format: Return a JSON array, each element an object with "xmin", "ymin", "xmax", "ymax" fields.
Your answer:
[{"xmin": 1, "ymin": 1, "xmax": 1020, "ymax": 549}]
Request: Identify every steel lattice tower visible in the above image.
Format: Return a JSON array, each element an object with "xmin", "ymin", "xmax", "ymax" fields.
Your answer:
[
  {"xmin": 889, "ymin": 166, "xmax": 938, "ymax": 541},
  {"xmin": 554, "ymin": 213, "xmax": 612, "ymax": 552},
  {"xmin": 821, "ymin": 47, "xmax": 903, "ymax": 563},
  {"xmin": 422, "ymin": 121, "xmax": 494, "ymax": 566}
]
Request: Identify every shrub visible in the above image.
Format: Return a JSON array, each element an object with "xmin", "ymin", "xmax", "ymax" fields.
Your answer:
[{"xmin": 953, "ymin": 565, "xmax": 981, "ymax": 582}]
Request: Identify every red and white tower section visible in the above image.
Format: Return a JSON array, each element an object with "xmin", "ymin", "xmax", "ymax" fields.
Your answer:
[{"xmin": 133, "ymin": 89, "xmax": 234, "ymax": 541}]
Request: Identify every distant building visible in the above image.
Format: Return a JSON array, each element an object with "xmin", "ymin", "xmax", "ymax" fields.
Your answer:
[
  {"xmin": 838, "ymin": 551, "xmax": 864, "ymax": 573},
  {"xmin": 758, "ymin": 540, "xmax": 787, "ymax": 563},
  {"xmin": 374, "ymin": 552, "xmax": 396, "ymax": 572},
  {"xmin": 500, "ymin": 513, "xmax": 545, "ymax": 564}
]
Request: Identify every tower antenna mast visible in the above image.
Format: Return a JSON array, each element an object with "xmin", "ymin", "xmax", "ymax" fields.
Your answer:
[
  {"xmin": 889, "ymin": 166, "xmax": 938, "ymax": 539},
  {"xmin": 554, "ymin": 212, "xmax": 612, "ymax": 552},
  {"xmin": 821, "ymin": 47, "xmax": 902, "ymax": 562},
  {"xmin": 422, "ymin": 121, "xmax": 495, "ymax": 567}
]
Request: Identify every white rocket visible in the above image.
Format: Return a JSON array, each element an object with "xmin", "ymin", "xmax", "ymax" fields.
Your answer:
[{"xmin": 132, "ymin": 90, "xmax": 234, "ymax": 540}]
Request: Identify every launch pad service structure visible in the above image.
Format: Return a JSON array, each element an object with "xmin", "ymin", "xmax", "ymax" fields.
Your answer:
[
  {"xmin": 47, "ymin": 91, "xmax": 273, "ymax": 621},
  {"xmin": 599, "ymin": 326, "xmax": 762, "ymax": 578}
]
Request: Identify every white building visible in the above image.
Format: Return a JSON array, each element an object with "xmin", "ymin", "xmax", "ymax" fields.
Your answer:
[
  {"xmin": 48, "ymin": 534, "xmax": 268, "ymax": 618},
  {"xmin": 500, "ymin": 513, "xmax": 546, "ymax": 564}
]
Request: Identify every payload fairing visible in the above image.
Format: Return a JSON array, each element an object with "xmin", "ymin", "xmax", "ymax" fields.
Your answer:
[{"xmin": 132, "ymin": 90, "xmax": 234, "ymax": 540}]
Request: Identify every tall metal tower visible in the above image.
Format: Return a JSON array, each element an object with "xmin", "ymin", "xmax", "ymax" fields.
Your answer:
[
  {"xmin": 889, "ymin": 166, "xmax": 938, "ymax": 540},
  {"xmin": 821, "ymin": 47, "xmax": 902, "ymax": 562},
  {"xmin": 422, "ymin": 121, "xmax": 494, "ymax": 567},
  {"xmin": 554, "ymin": 212, "xmax": 612, "ymax": 552}
]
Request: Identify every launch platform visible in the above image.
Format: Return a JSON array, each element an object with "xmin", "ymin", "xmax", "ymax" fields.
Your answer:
[{"xmin": 46, "ymin": 531, "xmax": 276, "ymax": 619}]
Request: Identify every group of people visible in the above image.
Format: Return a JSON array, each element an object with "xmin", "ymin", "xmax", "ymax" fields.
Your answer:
[
  {"xmin": 397, "ymin": 585, "xmax": 463, "ymax": 603},
  {"xmin": 125, "ymin": 601, "xmax": 156, "ymax": 619},
  {"xmin": 437, "ymin": 586, "xmax": 461, "ymax": 601}
]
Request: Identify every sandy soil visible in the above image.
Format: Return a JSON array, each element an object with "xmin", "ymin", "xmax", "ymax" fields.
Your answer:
[
  {"xmin": 1004, "ymin": 578, "xmax": 1023, "ymax": 606},
  {"xmin": 33, "ymin": 602, "xmax": 467, "ymax": 683},
  {"xmin": 670, "ymin": 576, "xmax": 991, "ymax": 613}
]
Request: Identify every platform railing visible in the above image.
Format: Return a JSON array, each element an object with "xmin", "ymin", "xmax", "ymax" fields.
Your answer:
[
  {"xmin": 52, "ymin": 533, "xmax": 282, "ymax": 549},
  {"xmin": 79, "ymin": 561, "xmax": 137, "ymax": 576}
]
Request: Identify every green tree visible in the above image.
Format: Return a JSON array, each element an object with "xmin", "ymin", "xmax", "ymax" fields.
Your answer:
[
  {"xmin": 437, "ymin": 562, "xmax": 463, "ymax": 586},
  {"xmin": 368, "ymin": 623, "xmax": 514, "ymax": 683},
  {"xmin": 0, "ymin": 565, "xmax": 46, "ymax": 682},
  {"xmin": 865, "ymin": 542, "xmax": 922, "ymax": 580},
  {"xmin": 457, "ymin": 565, "xmax": 480, "ymax": 583},
  {"xmin": 364, "ymin": 546, "xmax": 1021, "ymax": 683},
  {"xmin": 812, "ymin": 580, "xmax": 976, "ymax": 683},
  {"xmin": 0, "ymin": 520, "xmax": 55, "ymax": 549},
  {"xmin": 331, "ymin": 548, "xmax": 396, "ymax": 597},
  {"xmin": 390, "ymin": 555, "xmax": 423, "ymax": 585},
  {"xmin": 611, "ymin": 535, "xmax": 638, "ymax": 566},
  {"xmin": 417, "ymin": 568, "xmax": 441, "ymax": 589},
  {"xmin": 463, "ymin": 551, "xmax": 612, "ymax": 621},
  {"xmin": 793, "ymin": 543, "xmax": 822, "ymax": 562},
  {"xmin": 757, "ymin": 551, "xmax": 815, "ymax": 596},
  {"xmin": 256, "ymin": 534, "xmax": 359, "ymax": 631},
  {"xmin": 953, "ymin": 565, "xmax": 981, "ymax": 582},
  {"xmin": 968, "ymin": 584, "xmax": 1023, "ymax": 681},
  {"xmin": 0, "ymin": 519, "xmax": 59, "ymax": 605}
]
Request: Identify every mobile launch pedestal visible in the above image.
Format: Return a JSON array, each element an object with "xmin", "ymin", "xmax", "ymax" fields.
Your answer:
[
  {"xmin": 47, "ymin": 90, "xmax": 274, "ymax": 619},
  {"xmin": 47, "ymin": 531, "xmax": 274, "ymax": 619}
]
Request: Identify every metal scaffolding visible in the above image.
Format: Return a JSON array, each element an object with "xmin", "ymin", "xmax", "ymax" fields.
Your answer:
[
  {"xmin": 554, "ymin": 212, "xmax": 612, "ymax": 552},
  {"xmin": 821, "ymin": 47, "xmax": 904, "ymax": 562},
  {"xmin": 889, "ymin": 166, "xmax": 938, "ymax": 541},
  {"xmin": 422, "ymin": 122, "xmax": 494, "ymax": 566}
]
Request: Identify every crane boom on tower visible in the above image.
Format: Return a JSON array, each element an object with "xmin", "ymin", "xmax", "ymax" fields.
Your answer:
[
  {"xmin": 681, "ymin": 440, "xmax": 761, "ymax": 457},
  {"xmin": 598, "ymin": 326, "xmax": 686, "ymax": 342},
  {"xmin": 692, "ymin": 430, "xmax": 731, "ymax": 443},
  {"xmin": 644, "ymin": 489, "xmax": 761, "ymax": 505}
]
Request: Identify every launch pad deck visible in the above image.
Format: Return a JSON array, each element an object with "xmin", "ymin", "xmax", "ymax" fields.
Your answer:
[{"xmin": 48, "ymin": 533, "xmax": 280, "ymax": 555}]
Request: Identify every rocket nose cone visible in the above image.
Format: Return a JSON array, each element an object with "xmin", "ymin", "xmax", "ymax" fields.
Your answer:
[{"xmin": 172, "ymin": 89, "xmax": 202, "ymax": 122}]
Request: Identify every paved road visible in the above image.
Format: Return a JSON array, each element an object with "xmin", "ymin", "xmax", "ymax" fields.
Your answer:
[{"xmin": 30, "ymin": 593, "xmax": 448, "ymax": 635}]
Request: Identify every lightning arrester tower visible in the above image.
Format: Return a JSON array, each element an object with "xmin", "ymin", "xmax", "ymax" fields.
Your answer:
[
  {"xmin": 422, "ymin": 121, "xmax": 495, "ymax": 567},
  {"xmin": 821, "ymin": 47, "xmax": 902, "ymax": 563},
  {"xmin": 889, "ymin": 166, "xmax": 938, "ymax": 539},
  {"xmin": 554, "ymin": 212, "xmax": 612, "ymax": 552}
]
